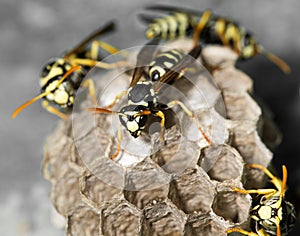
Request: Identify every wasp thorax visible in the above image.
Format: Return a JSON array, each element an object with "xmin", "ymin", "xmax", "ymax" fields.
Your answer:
[
  {"xmin": 127, "ymin": 82, "xmax": 156, "ymax": 105},
  {"xmin": 119, "ymin": 105, "xmax": 148, "ymax": 138}
]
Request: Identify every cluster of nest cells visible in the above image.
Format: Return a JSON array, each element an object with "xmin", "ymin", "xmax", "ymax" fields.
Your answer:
[{"xmin": 42, "ymin": 41, "xmax": 290, "ymax": 236}]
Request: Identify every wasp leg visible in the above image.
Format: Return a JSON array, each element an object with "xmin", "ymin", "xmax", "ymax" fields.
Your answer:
[
  {"xmin": 245, "ymin": 164, "xmax": 283, "ymax": 194},
  {"xmin": 167, "ymin": 100, "xmax": 211, "ymax": 145},
  {"xmin": 134, "ymin": 110, "xmax": 165, "ymax": 143},
  {"xmin": 223, "ymin": 24, "xmax": 241, "ymax": 54},
  {"xmin": 226, "ymin": 228, "xmax": 259, "ymax": 236},
  {"xmin": 233, "ymin": 187, "xmax": 277, "ymax": 197},
  {"xmin": 193, "ymin": 10, "xmax": 212, "ymax": 46},
  {"xmin": 232, "ymin": 26, "xmax": 242, "ymax": 54},
  {"xmin": 82, "ymin": 78, "xmax": 97, "ymax": 105},
  {"xmin": 69, "ymin": 58, "xmax": 129, "ymax": 70},
  {"xmin": 90, "ymin": 40, "xmax": 127, "ymax": 60},
  {"xmin": 42, "ymin": 101, "xmax": 68, "ymax": 120},
  {"xmin": 153, "ymin": 110, "xmax": 166, "ymax": 144},
  {"xmin": 111, "ymin": 125, "xmax": 123, "ymax": 160},
  {"xmin": 215, "ymin": 19, "xmax": 227, "ymax": 45},
  {"xmin": 104, "ymin": 90, "xmax": 128, "ymax": 109}
]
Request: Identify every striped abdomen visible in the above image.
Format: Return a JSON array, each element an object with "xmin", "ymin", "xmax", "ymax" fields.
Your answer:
[
  {"xmin": 146, "ymin": 12, "xmax": 194, "ymax": 40},
  {"xmin": 148, "ymin": 49, "xmax": 185, "ymax": 81}
]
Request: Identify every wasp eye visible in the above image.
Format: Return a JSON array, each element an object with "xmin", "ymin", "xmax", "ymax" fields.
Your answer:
[
  {"xmin": 40, "ymin": 65, "xmax": 51, "ymax": 77},
  {"xmin": 40, "ymin": 58, "xmax": 58, "ymax": 78},
  {"xmin": 243, "ymin": 33, "xmax": 252, "ymax": 46}
]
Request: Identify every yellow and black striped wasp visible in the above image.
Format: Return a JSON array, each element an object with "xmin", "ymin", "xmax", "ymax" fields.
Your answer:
[
  {"xmin": 227, "ymin": 164, "xmax": 296, "ymax": 236},
  {"xmin": 139, "ymin": 5, "xmax": 291, "ymax": 74},
  {"xmin": 88, "ymin": 38, "xmax": 211, "ymax": 159},
  {"xmin": 12, "ymin": 21, "xmax": 127, "ymax": 120}
]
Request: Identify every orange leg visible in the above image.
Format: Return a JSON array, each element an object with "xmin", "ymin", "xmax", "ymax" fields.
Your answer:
[
  {"xmin": 111, "ymin": 125, "xmax": 123, "ymax": 160},
  {"xmin": 193, "ymin": 10, "xmax": 212, "ymax": 46},
  {"xmin": 167, "ymin": 100, "xmax": 211, "ymax": 145}
]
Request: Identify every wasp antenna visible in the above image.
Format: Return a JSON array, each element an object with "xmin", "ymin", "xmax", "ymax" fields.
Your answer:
[
  {"xmin": 87, "ymin": 107, "xmax": 118, "ymax": 115},
  {"xmin": 12, "ymin": 65, "xmax": 82, "ymax": 119},
  {"xmin": 189, "ymin": 44, "xmax": 202, "ymax": 58},
  {"xmin": 57, "ymin": 65, "xmax": 82, "ymax": 87},
  {"xmin": 280, "ymin": 165, "xmax": 288, "ymax": 199},
  {"xmin": 260, "ymin": 49, "xmax": 291, "ymax": 74},
  {"xmin": 12, "ymin": 91, "xmax": 51, "ymax": 119}
]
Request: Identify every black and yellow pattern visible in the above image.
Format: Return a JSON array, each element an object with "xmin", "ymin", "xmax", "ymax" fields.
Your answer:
[
  {"xmin": 149, "ymin": 49, "xmax": 185, "ymax": 81},
  {"xmin": 227, "ymin": 164, "xmax": 296, "ymax": 236},
  {"xmin": 88, "ymin": 40, "xmax": 211, "ymax": 159},
  {"xmin": 141, "ymin": 5, "xmax": 290, "ymax": 74},
  {"xmin": 12, "ymin": 21, "xmax": 125, "ymax": 119}
]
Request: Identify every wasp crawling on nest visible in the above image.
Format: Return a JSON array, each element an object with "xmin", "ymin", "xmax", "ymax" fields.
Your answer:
[
  {"xmin": 140, "ymin": 5, "xmax": 290, "ymax": 74},
  {"xmin": 227, "ymin": 164, "xmax": 296, "ymax": 236},
  {"xmin": 88, "ymin": 38, "xmax": 211, "ymax": 160},
  {"xmin": 12, "ymin": 21, "xmax": 127, "ymax": 120}
]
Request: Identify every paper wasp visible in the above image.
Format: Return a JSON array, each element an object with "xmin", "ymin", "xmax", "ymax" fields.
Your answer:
[
  {"xmin": 139, "ymin": 5, "xmax": 291, "ymax": 74},
  {"xmin": 227, "ymin": 164, "xmax": 296, "ymax": 236},
  {"xmin": 88, "ymin": 38, "xmax": 211, "ymax": 159},
  {"xmin": 12, "ymin": 21, "xmax": 127, "ymax": 120}
]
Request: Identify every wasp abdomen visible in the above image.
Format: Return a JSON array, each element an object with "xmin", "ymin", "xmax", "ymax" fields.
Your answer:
[{"xmin": 149, "ymin": 49, "xmax": 184, "ymax": 81}]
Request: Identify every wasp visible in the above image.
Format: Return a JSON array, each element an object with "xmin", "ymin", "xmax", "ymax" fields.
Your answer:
[
  {"xmin": 12, "ymin": 21, "xmax": 127, "ymax": 120},
  {"xmin": 139, "ymin": 5, "xmax": 291, "ymax": 74},
  {"xmin": 227, "ymin": 164, "xmax": 296, "ymax": 236},
  {"xmin": 88, "ymin": 38, "xmax": 211, "ymax": 159}
]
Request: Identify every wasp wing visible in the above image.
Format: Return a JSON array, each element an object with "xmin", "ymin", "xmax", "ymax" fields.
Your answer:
[
  {"xmin": 64, "ymin": 20, "xmax": 116, "ymax": 58},
  {"xmin": 129, "ymin": 37, "xmax": 160, "ymax": 87},
  {"xmin": 144, "ymin": 4, "xmax": 204, "ymax": 16},
  {"xmin": 153, "ymin": 44, "xmax": 202, "ymax": 92},
  {"xmin": 138, "ymin": 13, "xmax": 163, "ymax": 25}
]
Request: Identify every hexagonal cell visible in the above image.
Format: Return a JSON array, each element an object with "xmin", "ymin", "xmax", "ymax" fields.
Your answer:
[
  {"xmin": 201, "ymin": 45, "xmax": 238, "ymax": 68},
  {"xmin": 223, "ymin": 90, "xmax": 261, "ymax": 121},
  {"xmin": 124, "ymin": 157, "xmax": 171, "ymax": 191},
  {"xmin": 184, "ymin": 212, "xmax": 228, "ymax": 236},
  {"xmin": 124, "ymin": 184, "xmax": 169, "ymax": 210},
  {"xmin": 151, "ymin": 125, "xmax": 201, "ymax": 174},
  {"xmin": 200, "ymin": 144, "xmax": 244, "ymax": 182},
  {"xmin": 212, "ymin": 183, "xmax": 251, "ymax": 224},
  {"xmin": 168, "ymin": 166, "xmax": 216, "ymax": 214},
  {"xmin": 51, "ymin": 170, "xmax": 82, "ymax": 216},
  {"xmin": 66, "ymin": 205, "xmax": 100, "ymax": 236},
  {"xmin": 212, "ymin": 67, "xmax": 253, "ymax": 93},
  {"xmin": 230, "ymin": 120, "xmax": 273, "ymax": 170},
  {"xmin": 79, "ymin": 168, "xmax": 123, "ymax": 208},
  {"xmin": 141, "ymin": 200, "xmax": 186, "ymax": 236},
  {"xmin": 42, "ymin": 122, "xmax": 73, "ymax": 183},
  {"xmin": 101, "ymin": 199, "xmax": 141, "ymax": 236}
]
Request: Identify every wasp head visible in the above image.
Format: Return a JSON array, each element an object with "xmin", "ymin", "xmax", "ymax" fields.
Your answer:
[
  {"xmin": 119, "ymin": 105, "xmax": 148, "ymax": 138},
  {"xmin": 241, "ymin": 33, "xmax": 260, "ymax": 59},
  {"xmin": 39, "ymin": 58, "xmax": 82, "ymax": 108}
]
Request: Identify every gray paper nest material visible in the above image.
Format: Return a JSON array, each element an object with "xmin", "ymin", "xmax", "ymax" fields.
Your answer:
[{"xmin": 42, "ymin": 40, "xmax": 280, "ymax": 235}]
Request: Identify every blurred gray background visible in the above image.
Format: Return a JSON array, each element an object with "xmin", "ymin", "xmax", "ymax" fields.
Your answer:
[{"xmin": 0, "ymin": 0, "xmax": 299, "ymax": 235}]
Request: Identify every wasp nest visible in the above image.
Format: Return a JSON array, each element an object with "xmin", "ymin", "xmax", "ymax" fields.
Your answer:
[{"xmin": 42, "ymin": 40, "xmax": 280, "ymax": 235}]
